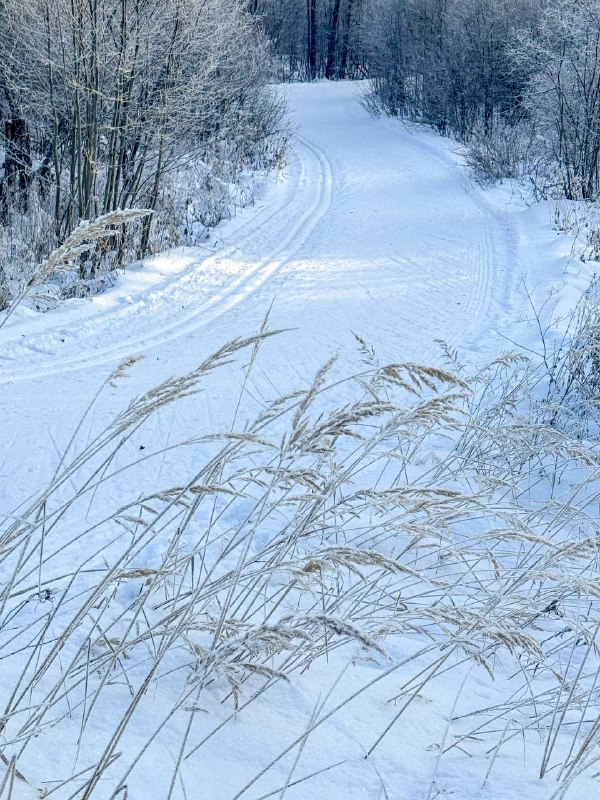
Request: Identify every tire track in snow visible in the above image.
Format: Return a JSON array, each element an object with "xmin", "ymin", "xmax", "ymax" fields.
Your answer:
[{"xmin": 0, "ymin": 136, "xmax": 334, "ymax": 386}]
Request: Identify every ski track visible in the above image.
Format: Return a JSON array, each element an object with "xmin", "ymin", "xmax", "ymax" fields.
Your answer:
[
  {"xmin": 340, "ymin": 85, "xmax": 516, "ymax": 369},
  {"xmin": 386, "ymin": 118, "xmax": 518, "ymax": 361},
  {"xmin": 0, "ymin": 81, "xmax": 522, "ymax": 393},
  {"xmin": 0, "ymin": 136, "xmax": 334, "ymax": 385}
]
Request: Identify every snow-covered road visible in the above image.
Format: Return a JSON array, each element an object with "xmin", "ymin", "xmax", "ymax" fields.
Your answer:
[
  {"xmin": 0, "ymin": 82, "xmax": 519, "ymax": 388},
  {"xmin": 1, "ymin": 80, "xmax": 535, "ymax": 514}
]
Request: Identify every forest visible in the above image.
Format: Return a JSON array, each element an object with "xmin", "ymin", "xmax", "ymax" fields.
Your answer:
[{"xmin": 263, "ymin": 0, "xmax": 600, "ymax": 198}]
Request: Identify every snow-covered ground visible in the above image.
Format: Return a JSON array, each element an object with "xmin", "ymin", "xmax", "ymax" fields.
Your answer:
[
  {"xmin": 0, "ymin": 83, "xmax": 560, "ymax": 494},
  {"xmin": 0, "ymin": 83, "xmax": 579, "ymax": 446},
  {"xmin": 1, "ymin": 82, "xmax": 596, "ymax": 799}
]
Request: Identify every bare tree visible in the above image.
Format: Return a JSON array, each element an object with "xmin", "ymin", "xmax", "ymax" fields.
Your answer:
[
  {"xmin": 514, "ymin": 0, "xmax": 600, "ymax": 199},
  {"xmin": 363, "ymin": 0, "xmax": 539, "ymax": 137},
  {"xmin": 0, "ymin": 0, "xmax": 284, "ymax": 267}
]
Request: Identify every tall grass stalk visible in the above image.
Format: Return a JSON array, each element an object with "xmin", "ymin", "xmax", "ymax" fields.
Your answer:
[{"xmin": 1, "ymin": 330, "xmax": 600, "ymax": 797}]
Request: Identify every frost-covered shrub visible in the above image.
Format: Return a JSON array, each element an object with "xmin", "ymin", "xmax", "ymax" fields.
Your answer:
[
  {"xmin": 542, "ymin": 277, "xmax": 600, "ymax": 433},
  {"xmin": 463, "ymin": 119, "xmax": 543, "ymax": 187}
]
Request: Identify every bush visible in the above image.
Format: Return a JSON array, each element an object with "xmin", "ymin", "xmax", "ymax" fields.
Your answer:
[
  {"xmin": 463, "ymin": 118, "xmax": 542, "ymax": 187},
  {"xmin": 0, "ymin": 0, "xmax": 288, "ymax": 301}
]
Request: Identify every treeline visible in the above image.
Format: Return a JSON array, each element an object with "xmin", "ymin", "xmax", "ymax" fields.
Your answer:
[
  {"xmin": 363, "ymin": 0, "xmax": 536, "ymax": 138},
  {"xmin": 261, "ymin": 0, "xmax": 600, "ymax": 202},
  {"xmin": 0, "ymin": 0, "xmax": 285, "ymax": 308},
  {"xmin": 363, "ymin": 0, "xmax": 600, "ymax": 201},
  {"xmin": 257, "ymin": 0, "xmax": 368, "ymax": 80}
]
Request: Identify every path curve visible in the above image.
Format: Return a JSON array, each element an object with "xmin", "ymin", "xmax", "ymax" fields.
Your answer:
[{"xmin": 0, "ymin": 81, "xmax": 521, "ymax": 394}]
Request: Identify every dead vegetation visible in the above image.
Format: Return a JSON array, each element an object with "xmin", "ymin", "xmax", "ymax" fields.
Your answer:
[{"xmin": 1, "ymin": 329, "xmax": 600, "ymax": 797}]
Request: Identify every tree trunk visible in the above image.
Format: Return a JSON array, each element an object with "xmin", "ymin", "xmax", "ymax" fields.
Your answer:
[
  {"xmin": 338, "ymin": 0, "xmax": 355, "ymax": 79},
  {"xmin": 325, "ymin": 0, "xmax": 342, "ymax": 79},
  {"xmin": 0, "ymin": 261, "xmax": 9, "ymax": 311},
  {"xmin": 4, "ymin": 118, "xmax": 32, "ymax": 213},
  {"xmin": 307, "ymin": 0, "xmax": 317, "ymax": 79}
]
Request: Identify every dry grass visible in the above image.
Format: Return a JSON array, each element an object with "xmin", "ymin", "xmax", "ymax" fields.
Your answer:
[
  {"xmin": 1, "ymin": 329, "xmax": 600, "ymax": 798},
  {"xmin": 0, "ymin": 210, "xmax": 153, "ymax": 329}
]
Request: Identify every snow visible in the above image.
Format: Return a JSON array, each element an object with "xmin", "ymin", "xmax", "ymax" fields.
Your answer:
[
  {"xmin": 0, "ymin": 83, "xmax": 526, "ymax": 385},
  {"xmin": 0, "ymin": 81, "xmax": 597, "ymax": 799}
]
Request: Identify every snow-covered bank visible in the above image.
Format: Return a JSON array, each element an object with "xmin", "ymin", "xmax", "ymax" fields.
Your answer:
[{"xmin": 1, "ymin": 82, "xmax": 598, "ymax": 800}]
